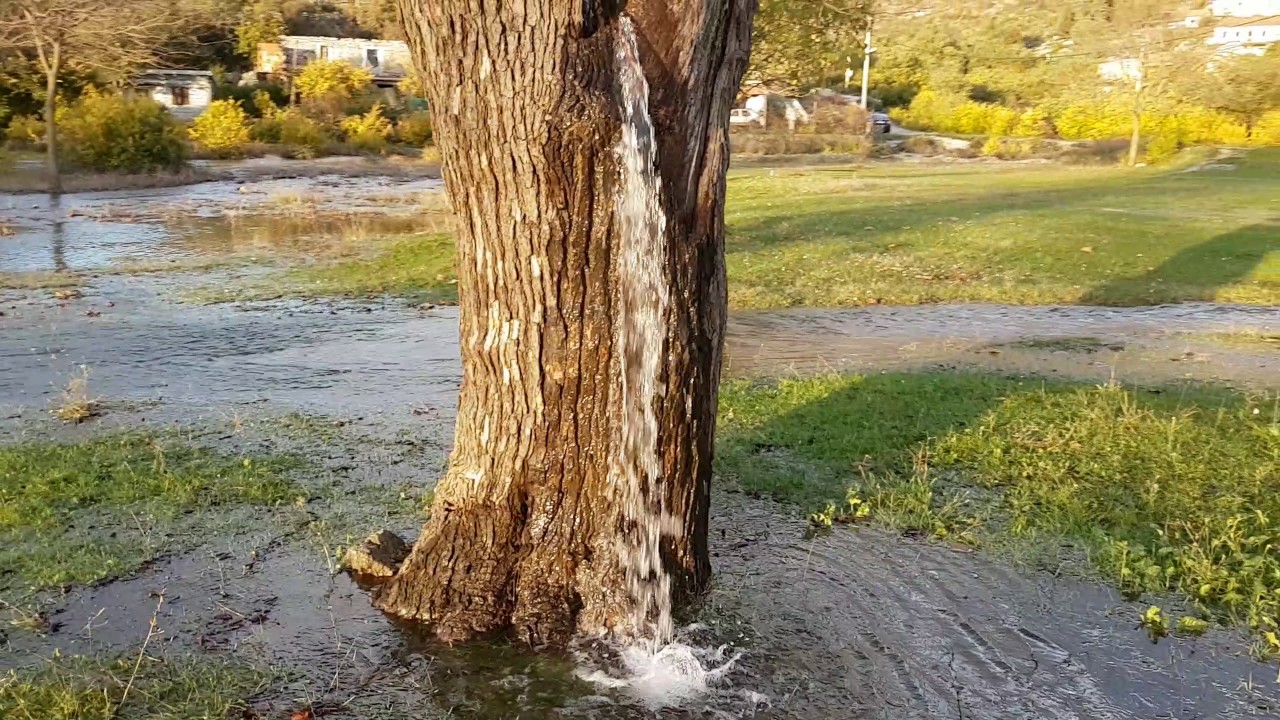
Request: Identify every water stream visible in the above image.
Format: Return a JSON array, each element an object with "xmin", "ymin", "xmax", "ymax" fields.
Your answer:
[{"xmin": 578, "ymin": 17, "xmax": 750, "ymax": 711}]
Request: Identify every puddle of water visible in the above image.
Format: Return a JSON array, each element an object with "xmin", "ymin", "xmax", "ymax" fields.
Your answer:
[{"xmin": 1, "ymin": 174, "xmax": 444, "ymax": 273}]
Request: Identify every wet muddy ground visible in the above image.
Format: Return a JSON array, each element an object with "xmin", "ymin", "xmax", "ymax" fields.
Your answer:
[{"xmin": 2, "ymin": 176, "xmax": 1278, "ymax": 718}]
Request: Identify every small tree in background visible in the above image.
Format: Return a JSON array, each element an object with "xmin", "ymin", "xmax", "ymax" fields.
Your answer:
[
  {"xmin": 236, "ymin": 0, "xmax": 286, "ymax": 59},
  {"xmin": 58, "ymin": 90, "xmax": 186, "ymax": 173},
  {"xmin": 190, "ymin": 99, "xmax": 253, "ymax": 157},
  {"xmin": 0, "ymin": 0, "xmax": 198, "ymax": 192},
  {"xmin": 339, "ymin": 102, "xmax": 392, "ymax": 151}
]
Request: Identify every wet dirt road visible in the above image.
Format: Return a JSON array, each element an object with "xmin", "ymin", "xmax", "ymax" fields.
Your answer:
[{"xmin": 1, "ymin": 268, "xmax": 1277, "ymax": 718}]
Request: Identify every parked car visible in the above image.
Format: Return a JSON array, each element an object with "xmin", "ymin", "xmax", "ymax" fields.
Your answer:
[
  {"xmin": 872, "ymin": 112, "xmax": 892, "ymax": 134},
  {"xmin": 730, "ymin": 108, "xmax": 761, "ymax": 127}
]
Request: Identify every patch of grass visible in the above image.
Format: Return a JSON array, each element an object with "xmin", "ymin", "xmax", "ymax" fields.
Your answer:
[
  {"xmin": 1003, "ymin": 336, "xmax": 1125, "ymax": 353},
  {"xmin": 1184, "ymin": 330, "xmax": 1280, "ymax": 351},
  {"xmin": 0, "ymin": 271, "xmax": 82, "ymax": 290},
  {"xmin": 935, "ymin": 383, "xmax": 1280, "ymax": 649},
  {"xmin": 286, "ymin": 232, "xmax": 456, "ymax": 300},
  {"xmin": 0, "ymin": 653, "xmax": 270, "ymax": 720},
  {"xmin": 196, "ymin": 232, "xmax": 457, "ymax": 303},
  {"xmin": 0, "ymin": 435, "xmax": 301, "ymax": 595},
  {"xmin": 196, "ymin": 150, "xmax": 1276, "ymax": 307},
  {"xmin": 724, "ymin": 149, "xmax": 1280, "ymax": 308},
  {"xmin": 716, "ymin": 372, "xmax": 1280, "ymax": 647}
]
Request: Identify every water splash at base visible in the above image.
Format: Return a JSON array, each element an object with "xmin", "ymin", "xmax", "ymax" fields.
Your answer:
[{"xmin": 575, "ymin": 626, "xmax": 767, "ymax": 714}]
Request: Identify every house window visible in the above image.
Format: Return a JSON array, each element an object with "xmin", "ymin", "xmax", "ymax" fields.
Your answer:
[
  {"xmin": 366, "ymin": 48, "xmax": 379, "ymax": 67},
  {"xmin": 171, "ymin": 86, "xmax": 190, "ymax": 106},
  {"xmin": 319, "ymin": 45, "xmax": 329, "ymax": 59}
]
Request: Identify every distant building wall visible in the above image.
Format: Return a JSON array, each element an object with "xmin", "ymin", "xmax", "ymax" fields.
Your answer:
[
  {"xmin": 1209, "ymin": 0, "xmax": 1280, "ymax": 16},
  {"xmin": 257, "ymin": 36, "xmax": 412, "ymax": 85},
  {"xmin": 132, "ymin": 70, "xmax": 214, "ymax": 119},
  {"xmin": 1208, "ymin": 16, "xmax": 1280, "ymax": 54}
]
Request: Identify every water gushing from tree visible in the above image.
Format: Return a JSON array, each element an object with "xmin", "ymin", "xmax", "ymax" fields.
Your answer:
[
  {"xmin": 610, "ymin": 13, "xmax": 676, "ymax": 646},
  {"xmin": 580, "ymin": 17, "xmax": 756, "ymax": 711}
]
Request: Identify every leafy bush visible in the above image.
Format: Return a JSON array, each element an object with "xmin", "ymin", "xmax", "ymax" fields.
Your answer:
[
  {"xmin": 340, "ymin": 104, "xmax": 393, "ymax": 152},
  {"xmin": 395, "ymin": 110, "xmax": 433, "ymax": 145},
  {"xmin": 189, "ymin": 100, "xmax": 252, "ymax": 157},
  {"xmin": 252, "ymin": 89, "xmax": 280, "ymax": 117},
  {"xmin": 1013, "ymin": 107, "xmax": 1050, "ymax": 138},
  {"xmin": 58, "ymin": 90, "xmax": 186, "ymax": 173},
  {"xmin": 4, "ymin": 114, "xmax": 45, "ymax": 149},
  {"xmin": 892, "ymin": 88, "xmax": 1019, "ymax": 136},
  {"xmin": 808, "ymin": 103, "xmax": 869, "ymax": 134},
  {"xmin": 1143, "ymin": 134, "xmax": 1181, "ymax": 164},
  {"xmin": 275, "ymin": 109, "xmax": 330, "ymax": 157},
  {"xmin": 296, "ymin": 60, "xmax": 374, "ymax": 101},
  {"xmin": 901, "ymin": 135, "xmax": 941, "ymax": 155},
  {"xmin": 1253, "ymin": 110, "xmax": 1280, "ymax": 146},
  {"xmin": 213, "ymin": 82, "xmax": 287, "ymax": 117}
]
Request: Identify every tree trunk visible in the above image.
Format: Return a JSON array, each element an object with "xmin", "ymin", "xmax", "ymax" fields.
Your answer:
[
  {"xmin": 44, "ymin": 47, "xmax": 61, "ymax": 195},
  {"xmin": 373, "ymin": 0, "xmax": 755, "ymax": 645},
  {"xmin": 1128, "ymin": 107, "xmax": 1142, "ymax": 168}
]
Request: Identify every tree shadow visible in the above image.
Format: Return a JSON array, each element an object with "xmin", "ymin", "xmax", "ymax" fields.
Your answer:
[
  {"xmin": 725, "ymin": 170, "xmax": 1202, "ymax": 257},
  {"xmin": 1080, "ymin": 220, "xmax": 1278, "ymax": 306},
  {"xmin": 714, "ymin": 373, "xmax": 1055, "ymax": 507}
]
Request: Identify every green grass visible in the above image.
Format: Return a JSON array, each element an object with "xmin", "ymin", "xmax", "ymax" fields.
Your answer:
[
  {"xmin": 245, "ymin": 150, "xmax": 1279, "ymax": 307},
  {"xmin": 287, "ymin": 232, "xmax": 457, "ymax": 300},
  {"xmin": 0, "ymin": 435, "xmax": 301, "ymax": 594},
  {"xmin": 716, "ymin": 373, "xmax": 1280, "ymax": 651},
  {"xmin": 195, "ymin": 232, "xmax": 458, "ymax": 303},
  {"xmin": 0, "ymin": 271, "xmax": 82, "ymax": 290},
  {"xmin": 0, "ymin": 654, "xmax": 269, "ymax": 720},
  {"xmin": 724, "ymin": 149, "xmax": 1280, "ymax": 307}
]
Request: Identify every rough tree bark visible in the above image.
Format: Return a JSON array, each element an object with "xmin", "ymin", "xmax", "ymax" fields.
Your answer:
[{"xmin": 373, "ymin": 0, "xmax": 755, "ymax": 645}]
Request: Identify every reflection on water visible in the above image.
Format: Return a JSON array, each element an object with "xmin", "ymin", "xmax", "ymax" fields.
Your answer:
[{"xmin": 0, "ymin": 173, "xmax": 443, "ymax": 273}]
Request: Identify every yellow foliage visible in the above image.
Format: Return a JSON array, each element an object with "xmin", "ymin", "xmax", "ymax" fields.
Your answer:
[
  {"xmin": 189, "ymin": 100, "xmax": 252, "ymax": 157},
  {"xmin": 295, "ymin": 60, "xmax": 374, "ymax": 101},
  {"xmin": 1252, "ymin": 110, "xmax": 1280, "ymax": 146},
  {"xmin": 339, "ymin": 103, "xmax": 393, "ymax": 151}
]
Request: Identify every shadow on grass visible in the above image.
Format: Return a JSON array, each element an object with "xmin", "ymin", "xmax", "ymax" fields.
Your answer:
[
  {"xmin": 724, "ymin": 167, "xmax": 1200, "ymax": 256},
  {"xmin": 1081, "ymin": 220, "xmax": 1279, "ymax": 305},
  {"xmin": 713, "ymin": 373, "xmax": 1048, "ymax": 507}
]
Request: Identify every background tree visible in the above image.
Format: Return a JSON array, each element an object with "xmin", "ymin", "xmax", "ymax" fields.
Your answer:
[
  {"xmin": 1192, "ymin": 53, "xmax": 1280, "ymax": 135},
  {"xmin": 373, "ymin": 0, "xmax": 756, "ymax": 644},
  {"xmin": 236, "ymin": 0, "xmax": 287, "ymax": 59},
  {"xmin": 748, "ymin": 0, "xmax": 872, "ymax": 93},
  {"xmin": 0, "ymin": 0, "xmax": 198, "ymax": 192}
]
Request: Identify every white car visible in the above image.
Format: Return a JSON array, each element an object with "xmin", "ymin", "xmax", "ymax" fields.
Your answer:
[{"xmin": 730, "ymin": 108, "xmax": 760, "ymax": 126}]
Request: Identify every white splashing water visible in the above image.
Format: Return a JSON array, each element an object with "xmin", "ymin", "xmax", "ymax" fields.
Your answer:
[
  {"xmin": 578, "ymin": 17, "xmax": 759, "ymax": 713},
  {"xmin": 610, "ymin": 12, "xmax": 674, "ymax": 646}
]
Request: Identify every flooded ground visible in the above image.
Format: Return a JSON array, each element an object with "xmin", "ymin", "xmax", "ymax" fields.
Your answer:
[
  {"xmin": 726, "ymin": 304, "xmax": 1280, "ymax": 389},
  {"xmin": 0, "ymin": 171, "xmax": 442, "ymax": 273},
  {"xmin": 2, "ymin": 176, "xmax": 1278, "ymax": 718}
]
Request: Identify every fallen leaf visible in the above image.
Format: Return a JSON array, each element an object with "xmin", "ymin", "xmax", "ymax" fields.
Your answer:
[{"xmin": 1079, "ymin": 246, "xmax": 1094, "ymax": 254}]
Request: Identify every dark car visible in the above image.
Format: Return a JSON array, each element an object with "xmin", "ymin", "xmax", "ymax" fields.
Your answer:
[{"xmin": 872, "ymin": 112, "xmax": 892, "ymax": 134}]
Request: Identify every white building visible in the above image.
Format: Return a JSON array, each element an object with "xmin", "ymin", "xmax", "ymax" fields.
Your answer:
[
  {"xmin": 256, "ymin": 36, "xmax": 412, "ymax": 86},
  {"xmin": 1098, "ymin": 58, "xmax": 1142, "ymax": 82},
  {"xmin": 1208, "ymin": 15, "xmax": 1280, "ymax": 55},
  {"xmin": 1209, "ymin": 0, "xmax": 1280, "ymax": 16},
  {"xmin": 132, "ymin": 70, "xmax": 214, "ymax": 119}
]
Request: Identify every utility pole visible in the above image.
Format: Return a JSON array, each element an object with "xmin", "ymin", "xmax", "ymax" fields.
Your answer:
[{"xmin": 860, "ymin": 25, "xmax": 873, "ymax": 110}]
